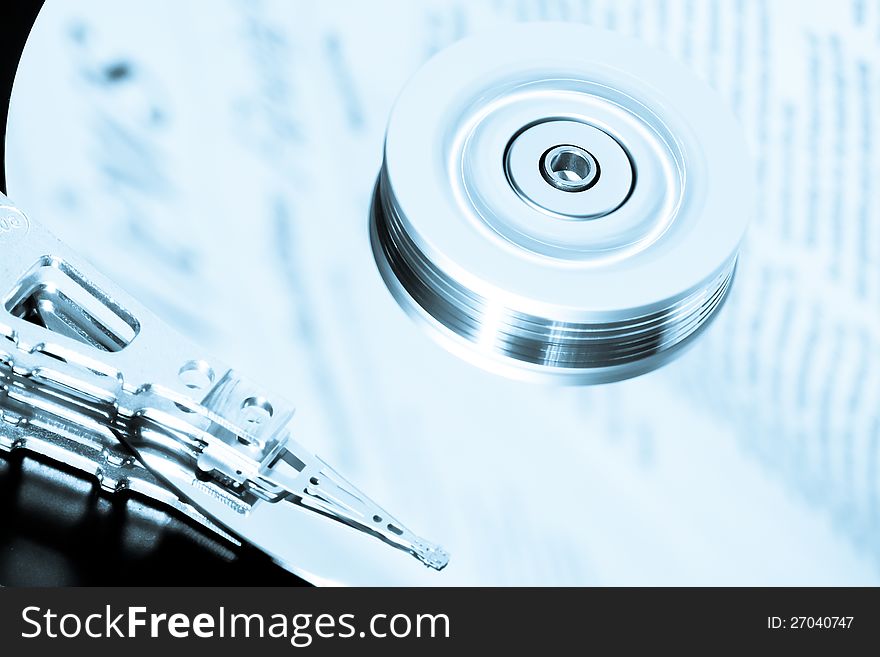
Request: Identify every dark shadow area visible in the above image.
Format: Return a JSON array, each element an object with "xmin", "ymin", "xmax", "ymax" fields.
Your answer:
[
  {"xmin": 0, "ymin": 450, "xmax": 308, "ymax": 586},
  {"xmin": 0, "ymin": 0, "xmax": 43, "ymax": 194}
]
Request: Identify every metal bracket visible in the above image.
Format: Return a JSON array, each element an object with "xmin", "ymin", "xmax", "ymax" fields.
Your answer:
[{"xmin": 0, "ymin": 196, "xmax": 449, "ymax": 578}]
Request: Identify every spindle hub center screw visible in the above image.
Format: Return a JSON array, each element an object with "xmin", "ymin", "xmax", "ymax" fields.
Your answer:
[{"xmin": 540, "ymin": 145, "xmax": 600, "ymax": 192}]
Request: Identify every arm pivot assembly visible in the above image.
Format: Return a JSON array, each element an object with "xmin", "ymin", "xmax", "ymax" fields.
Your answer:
[{"xmin": 0, "ymin": 195, "xmax": 449, "ymax": 582}]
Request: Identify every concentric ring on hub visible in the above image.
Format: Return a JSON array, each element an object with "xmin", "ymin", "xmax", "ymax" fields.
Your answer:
[
  {"xmin": 371, "ymin": 24, "xmax": 750, "ymax": 384},
  {"xmin": 505, "ymin": 119, "xmax": 633, "ymax": 219}
]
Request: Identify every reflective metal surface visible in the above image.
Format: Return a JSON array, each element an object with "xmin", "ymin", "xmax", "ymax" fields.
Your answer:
[
  {"xmin": 371, "ymin": 24, "xmax": 750, "ymax": 384},
  {"xmin": 0, "ymin": 193, "xmax": 448, "ymax": 585},
  {"xmin": 6, "ymin": 0, "xmax": 877, "ymax": 588}
]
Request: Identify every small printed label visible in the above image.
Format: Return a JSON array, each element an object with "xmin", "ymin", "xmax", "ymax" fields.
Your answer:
[{"xmin": 0, "ymin": 206, "xmax": 30, "ymax": 240}]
